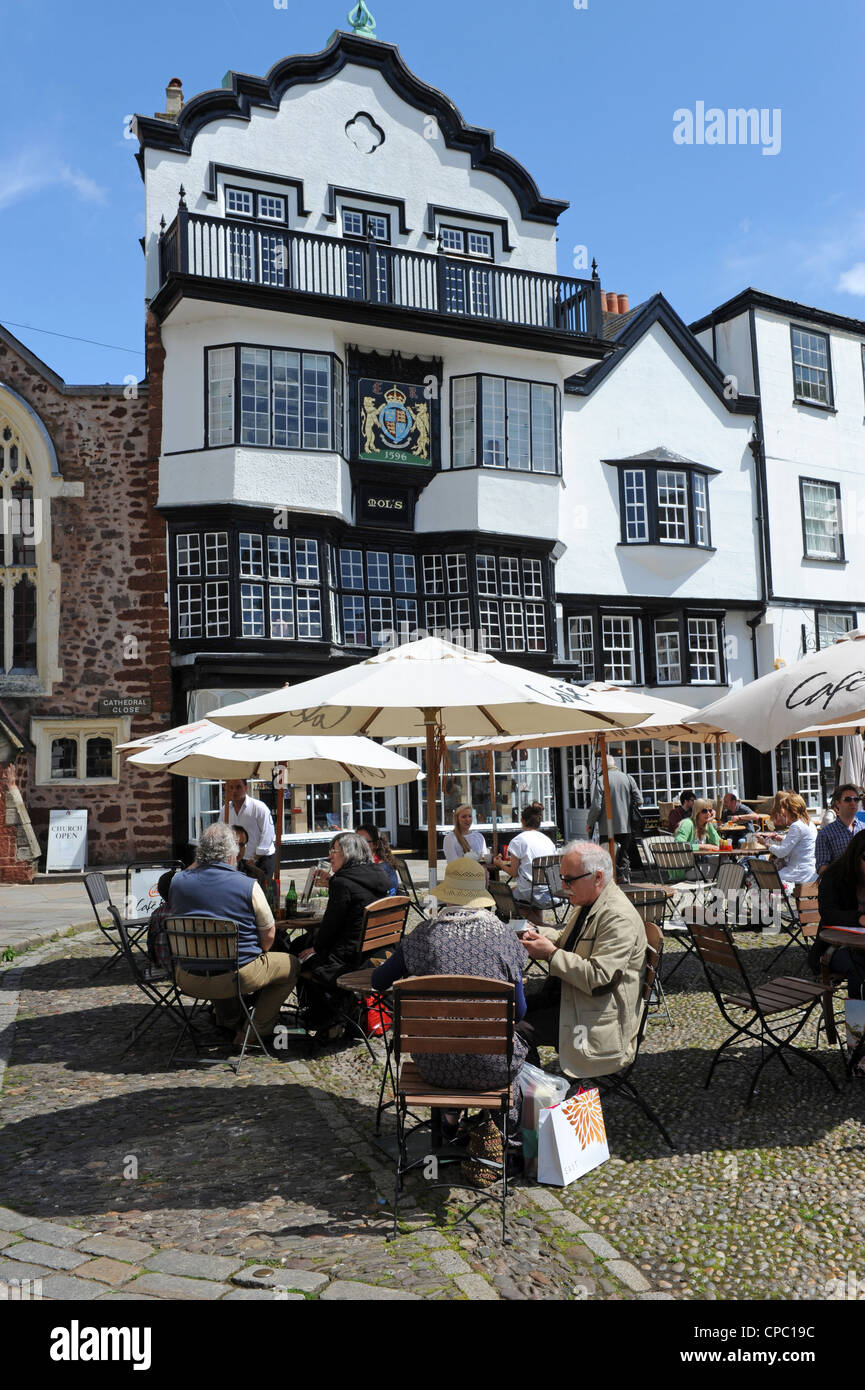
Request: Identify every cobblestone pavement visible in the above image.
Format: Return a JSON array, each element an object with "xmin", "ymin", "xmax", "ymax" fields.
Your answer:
[{"xmin": 0, "ymin": 929, "xmax": 862, "ymax": 1301}]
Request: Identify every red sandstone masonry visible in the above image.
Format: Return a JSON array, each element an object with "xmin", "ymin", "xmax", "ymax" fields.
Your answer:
[{"xmin": 0, "ymin": 326, "xmax": 173, "ymax": 870}]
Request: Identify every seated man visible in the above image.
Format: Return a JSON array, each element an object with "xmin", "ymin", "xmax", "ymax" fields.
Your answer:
[
  {"xmin": 167, "ymin": 822, "xmax": 298, "ymax": 1046},
  {"xmin": 518, "ymin": 841, "xmax": 646, "ymax": 1079},
  {"xmin": 231, "ymin": 826, "xmax": 268, "ymax": 886},
  {"xmin": 721, "ymin": 789, "xmax": 755, "ymax": 825},
  {"xmin": 667, "ymin": 790, "xmax": 695, "ymax": 834}
]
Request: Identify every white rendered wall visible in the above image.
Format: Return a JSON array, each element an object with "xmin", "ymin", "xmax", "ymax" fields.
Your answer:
[
  {"xmin": 142, "ymin": 62, "xmax": 559, "ymax": 301},
  {"xmin": 557, "ymin": 322, "xmax": 760, "ymax": 602}
]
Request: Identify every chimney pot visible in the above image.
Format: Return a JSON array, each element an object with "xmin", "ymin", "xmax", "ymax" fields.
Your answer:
[
  {"xmin": 164, "ymin": 79, "xmax": 184, "ymax": 117},
  {"xmin": 616, "ymin": 293, "xmax": 629, "ymax": 313}
]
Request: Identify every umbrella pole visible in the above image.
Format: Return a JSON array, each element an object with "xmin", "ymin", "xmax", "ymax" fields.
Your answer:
[
  {"xmin": 600, "ymin": 733, "xmax": 617, "ymax": 877},
  {"xmin": 423, "ymin": 709, "xmax": 439, "ymax": 892},
  {"xmin": 714, "ymin": 734, "xmax": 723, "ymax": 823},
  {"xmin": 487, "ymin": 748, "xmax": 498, "ymax": 856},
  {"xmin": 223, "ymin": 787, "xmax": 230, "ymax": 825},
  {"xmin": 273, "ymin": 763, "xmax": 285, "ymax": 907}
]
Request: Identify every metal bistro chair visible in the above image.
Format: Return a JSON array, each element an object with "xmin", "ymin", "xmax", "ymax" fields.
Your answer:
[
  {"xmin": 390, "ymin": 975, "xmax": 515, "ymax": 1244},
  {"xmin": 623, "ymin": 888, "xmax": 673, "ymax": 1022},
  {"xmin": 487, "ymin": 880, "xmax": 547, "ymax": 977},
  {"xmin": 164, "ymin": 916, "xmax": 271, "ymax": 1074},
  {"xmin": 113, "ymin": 913, "xmax": 190, "ymax": 1059},
  {"xmin": 687, "ymin": 920, "xmax": 840, "ymax": 1105},
  {"xmin": 393, "ymin": 857, "xmax": 430, "ymax": 918},
  {"xmin": 333, "ymin": 896, "xmax": 410, "ymax": 1128},
  {"xmin": 84, "ymin": 872, "xmax": 151, "ymax": 978},
  {"xmin": 531, "ymin": 855, "xmax": 570, "ymax": 925},
  {"xmin": 596, "ymin": 921, "xmax": 675, "ymax": 1148},
  {"xmin": 747, "ymin": 859, "xmax": 808, "ymax": 974},
  {"xmin": 649, "ymin": 842, "xmax": 703, "ymax": 984}
]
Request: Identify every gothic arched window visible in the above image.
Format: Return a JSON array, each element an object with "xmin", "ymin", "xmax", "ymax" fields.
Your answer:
[{"xmin": 1, "ymin": 425, "xmax": 39, "ymax": 673}]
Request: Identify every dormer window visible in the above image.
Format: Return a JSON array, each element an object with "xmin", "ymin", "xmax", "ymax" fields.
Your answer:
[
  {"xmin": 342, "ymin": 209, "xmax": 390, "ymax": 241},
  {"xmin": 439, "ymin": 226, "xmax": 493, "ymax": 260},
  {"xmin": 605, "ymin": 449, "xmax": 717, "ymax": 549},
  {"xmin": 225, "ymin": 186, "xmax": 287, "ymax": 223}
]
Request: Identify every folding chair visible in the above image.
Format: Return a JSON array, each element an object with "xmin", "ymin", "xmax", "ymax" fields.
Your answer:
[
  {"xmin": 596, "ymin": 921, "xmax": 675, "ymax": 1147},
  {"xmin": 113, "ymin": 913, "xmax": 191, "ymax": 1059},
  {"xmin": 531, "ymin": 855, "xmax": 570, "ymax": 924},
  {"xmin": 747, "ymin": 859, "xmax": 807, "ymax": 973},
  {"xmin": 84, "ymin": 872, "xmax": 151, "ymax": 978},
  {"xmin": 390, "ymin": 976, "xmax": 514, "ymax": 1244},
  {"xmin": 487, "ymin": 880, "xmax": 548, "ymax": 977},
  {"xmin": 687, "ymin": 920, "xmax": 840, "ymax": 1105},
  {"xmin": 164, "ymin": 916, "xmax": 271, "ymax": 1074},
  {"xmin": 622, "ymin": 888, "xmax": 673, "ymax": 1022},
  {"xmin": 650, "ymin": 843, "xmax": 703, "ymax": 983},
  {"xmin": 333, "ymin": 896, "xmax": 410, "ymax": 1127},
  {"xmin": 393, "ymin": 857, "xmax": 430, "ymax": 917}
]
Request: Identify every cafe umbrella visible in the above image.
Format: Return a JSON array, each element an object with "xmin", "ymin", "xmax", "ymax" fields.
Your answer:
[
  {"xmin": 207, "ymin": 637, "xmax": 653, "ymax": 886},
  {"xmin": 697, "ymin": 628, "xmax": 865, "ymax": 753},
  {"xmin": 123, "ymin": 723, "xmax": 420, "ymax": 900}
]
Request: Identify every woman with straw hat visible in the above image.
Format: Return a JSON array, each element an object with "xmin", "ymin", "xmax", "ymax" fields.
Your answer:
[{"xmin": 371, "ymin": 857, "xmax": 528, "ymax": 1139}]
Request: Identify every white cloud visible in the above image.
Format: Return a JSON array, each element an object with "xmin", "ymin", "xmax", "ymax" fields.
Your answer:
[
  {"xmin": 837, "ymin": 262, "xmax": 865, "ymax": 296},
  {"xmin": 0, "ymin": 151, "xmax": 107, "ymax": 211}
]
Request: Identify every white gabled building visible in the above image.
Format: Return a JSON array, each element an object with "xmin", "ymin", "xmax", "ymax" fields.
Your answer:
[{"xmin": 692, "ymin": 289, "xmax": 865, "ymax": 805}]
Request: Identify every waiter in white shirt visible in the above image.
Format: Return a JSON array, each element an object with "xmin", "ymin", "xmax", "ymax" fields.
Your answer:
[{"xmin": 225, "ymin": 779, "xmax": 277, "ymax": 880}]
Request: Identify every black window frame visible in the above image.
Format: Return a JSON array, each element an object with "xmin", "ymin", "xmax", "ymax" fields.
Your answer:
[
  {"xmin": 224, "ymin": 185, "xmax": 288, "ymax": 224},
  {"xmin": 449, "ymin": 372, "xmax": 561, "ymax": 476},
  {"xmin": 438, "ymin": 224, "xmax": 495, "ymax": 261},
  {"xmin": 614, "ymin": 465, "xmax": 714, "ymax": 549},
  {"xmin": 565, "ymin": 606, "xmax": 727, "ymax": 689},
  {"xmin": 341, "ymin": 207, "xmax": 391, "ymax": 243},
  {"xmin": 815, "ymin": 609, "xmax": 856, "ymax": 650},
  {"xmin": 799, "ymin": 476, "xmax": 845, "ymax": 562},
  {"xmin": 790, "ymin": 323, "xmax": 835, "ymax": 410},
  {"xmin": 204, "ymin": 344, "xmax": 345, "ymax": 454}
]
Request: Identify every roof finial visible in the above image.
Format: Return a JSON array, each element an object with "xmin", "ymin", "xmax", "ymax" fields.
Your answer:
[{"xmin": 347, "ymin": 1, "xmax": 377, "ymax": 37}]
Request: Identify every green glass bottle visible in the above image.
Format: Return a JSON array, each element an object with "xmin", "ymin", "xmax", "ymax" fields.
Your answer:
[{"xmin": 285, "ymin": 880, "xmax": 298, "ymax": 918}]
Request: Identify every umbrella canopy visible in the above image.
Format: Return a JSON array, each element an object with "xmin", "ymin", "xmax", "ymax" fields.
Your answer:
[
  {"xmin": 698, "ymin": 628, "xmax": 865, "ymax": 753},
  {"xmin": 208, "ymin": 638, "xmax": 654, "ymax": 739},
  {"xmin": 840, "ymin": 734, "xmax": 865, "ymax": 789},
  {"xmin": 208, "ymin": 638, "xmax": 653, "ymax": 882},
  {"xmin": 124, "ymin": 721, "xmax": 421, "ymax": 786}
]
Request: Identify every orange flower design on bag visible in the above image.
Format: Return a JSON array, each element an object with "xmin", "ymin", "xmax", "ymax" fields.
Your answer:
[{"xmin": 560, "ymin": 1090, "xmax": 605, "ymax": 1149}]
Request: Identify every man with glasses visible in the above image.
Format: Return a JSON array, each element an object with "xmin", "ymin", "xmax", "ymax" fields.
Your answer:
[
  {"xmin": 815, "ymin": 783, "xmax": 863, "ymax": 875},
  {"xmin": 518, "ymin": 841, "xmax": 646, "ymax": 1079}
]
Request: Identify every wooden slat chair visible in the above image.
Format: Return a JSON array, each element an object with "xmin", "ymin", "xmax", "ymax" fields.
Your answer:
[
  {"xmin": 113, "ymin": 912, "xmax": 191, "ymax": 1059},
  {"xmin": 84, "ymin": 872, "xmax": 151, "ymax": 978},
  {"xmin": 334, "ymin": 896, "xmax": 410, "ymax": 1127},
  {"xmin": 164, "ymin": 916, "xmax": 270, "ymax": 1074},
  {"xmin": 595, "ymin": 921, "xmax": 675, "ymax": 1147},
  {"xmin": 391, "ymin": 976, "xmax": 515, "ymax": 1244},
  {"xmin": 747, "ymin": 859, "xmax": 807, "ymax": 973},
  {"xmin": 530, "ymin": 855, "xmax": 570, "ymax": 924},
  {"xmin": 687, "ymin": 920, "xmax": 840, "ymax": 1105},
  {"xmin": 796, "ymin": 882, "xmax": 847, "ymax": 1047},
  {"xmin": 622, "ymin": 888, "xmax": 673, "ymax": 1022},
  {"xmin": 393, "ymin": 857, "xmax": 430, "ymax": 918}
]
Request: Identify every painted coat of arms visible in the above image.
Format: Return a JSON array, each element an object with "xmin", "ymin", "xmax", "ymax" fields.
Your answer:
[{"xmin": 358, "ymin": 378, "xmax": 432, "ymax": 465}]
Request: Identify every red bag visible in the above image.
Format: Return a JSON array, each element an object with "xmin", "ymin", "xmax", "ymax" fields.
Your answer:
[{"xmin": 363, "ymin": 995, "xmax": 393, "ymax": 1036}]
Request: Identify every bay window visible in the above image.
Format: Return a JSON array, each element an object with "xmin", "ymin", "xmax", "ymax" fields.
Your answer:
[
  {"xmin": 206, "ymin": 346, "xmax": 344, "ymax": 452},
  {"xmin": 451, "ymin": 374, "xmax": 559, "ymax": 474}
]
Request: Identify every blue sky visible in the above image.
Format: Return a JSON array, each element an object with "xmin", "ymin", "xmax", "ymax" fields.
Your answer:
[{"xmin": 2, "ymin": 0, "xmax": 863, "ymax": 384}]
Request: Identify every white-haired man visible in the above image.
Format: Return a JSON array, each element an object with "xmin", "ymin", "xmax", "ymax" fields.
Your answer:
[
  {"xmin": 519, "ymin": 840, "xmax": 646, "ymax": 1078},
  {"xmin": 167, "ymin": 821, "xmax": 298, "ymax": 1046}
]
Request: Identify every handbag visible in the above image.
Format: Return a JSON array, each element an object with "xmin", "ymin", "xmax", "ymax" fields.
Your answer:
[
  {"xmin": 460, "ymin": 1117, "xmax": 504, "ymax": 1188},
  {"xmin": 537, "ymin": 1086, "xmax": 609, "ymax": 1186},
  {"xmin": 362, "ymin": 994, "xmax": 393, "ymax": 1037}
]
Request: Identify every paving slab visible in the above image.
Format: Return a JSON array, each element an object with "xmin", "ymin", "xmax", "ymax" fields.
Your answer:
[
  {"xmin": 0, "ymin": 1208, "xmax": 37, "ymax": 1231},
  {"xmin": 143, "ymin": 1249, "xmax": 245, "ymax": 1280},
  {"xmin": 320, "ymin": 1280, "xmax": 422, "ymax": 1301},
  {"xmin": 40, "ymin": 1273, "xmax": 112, "ymax": 1301},
  {"xmin": 223, "ymin": 1289, "xmax": 304, "ymax": 1300},
  {"xmin": 77, "ymin": 1234, "xmax": 156, "ymax": 1262},
  {"xmin": 605, "ymin": 1260, "xmax": 652, "ymax": 1293},
  {"xmin": 232, "ymin": 1267, "xmax": 329, "ymax": 1293},
  {"xmin": 5, "ymin": 1241, "xmax": 86, "ymax": 1271},
  {"xmin": 454, "ymin": 1273, "xmax": 499, "ymax": 1300},
  {"xmin": 73, "ymin": 1257, "xmax": 142, "ymax": 1286},
  {"xmin": 130, "ymin": 1272, "xmax": 233, "ymax": 1300},
  {"xmin": 22, "ymin": 1220, "xmax": 89, "ymax": 1249}
]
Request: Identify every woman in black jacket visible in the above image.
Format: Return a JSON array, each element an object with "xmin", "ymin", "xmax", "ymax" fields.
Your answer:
[
  {"xmin": 816, "ymin": 829, "xmax": 865, "ymax": 997},
  {"xmin": 293, "ymin": 831, "xmax": 391, "ymax": 1028}
]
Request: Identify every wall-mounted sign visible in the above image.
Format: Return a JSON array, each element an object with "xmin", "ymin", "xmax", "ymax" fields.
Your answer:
[
  {"xmin": 46, "ymin": 809, "xmax": 88, "ymax": 873},
  {"xmin": 98, "ymin": 696, "xmax": 152, "ymax": 717},
  {"xmin": 358, "ymin": 379, "xmax": 432, "ymax": 465},
  {"xmin": 356, "ymin": 483, "xmax": 415, "ymax": 529}
]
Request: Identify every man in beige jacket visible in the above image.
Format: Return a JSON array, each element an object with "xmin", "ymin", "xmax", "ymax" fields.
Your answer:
[{"xmin": 519, "ymin": 840, "xmax": 646, "ymax": 1078}]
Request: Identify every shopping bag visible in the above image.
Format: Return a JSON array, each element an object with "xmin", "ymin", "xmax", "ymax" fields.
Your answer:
[
  {"xmin": 845, "ymin": 999, "xmax": 865, "ymax": 1073},
  {"xmin": 363, "ymin": 994, "xmax": 393, "ymax": 1037},
  {"xmin": 518, "ymin": 1063, "xmax": 569, "ymax": 1180},
  {"xmin": 537, "ymin": 1087, "xmax": 609, "ymax": 1187}
]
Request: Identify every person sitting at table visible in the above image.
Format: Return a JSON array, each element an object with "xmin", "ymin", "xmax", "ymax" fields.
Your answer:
[
  {"xmin": 757, "ymin": 792, "xmax": 817, "ymax": 885},
  {"xmin": 357, "ymin": 823, "xmax": 400, "ymax": 895},
  {"xmin": 492, "ymin": 802, "xmax": 556, "ymax": 925},
  {"xmin": 675, "ymin": 799, "xmax": 721, "ymax": 849},
  {"xmin": 443, "ymin": 804, "xmax": 488, "ymax": 863},
  {"xmin": 815, "ymin": 784, "xmax": 862, "ymax": 874},
  {"xmin": 231, "ymin": 826, "xmax": 268, "ymax": 886},
  {"xmin": 721, "ymin": 790, "xmax": 756, "ymax": 825},
  {"xmin": 370, "ymin": 857, "xmax": 528, "ymax": 1145},
  {"xmin": 291, "ymin": 831, "xmax": 392, "ymax": 1033},
  {"xmin": 667, "ymin": 790, "xmax": 695, "ymax": 834},
  {"xmin": 815, "ymin": 828, "xmax": 865, "ymax": 999},
  {"xmin": 167, "ymin": 822, "xmax": 299, "ymax": 1046}
]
